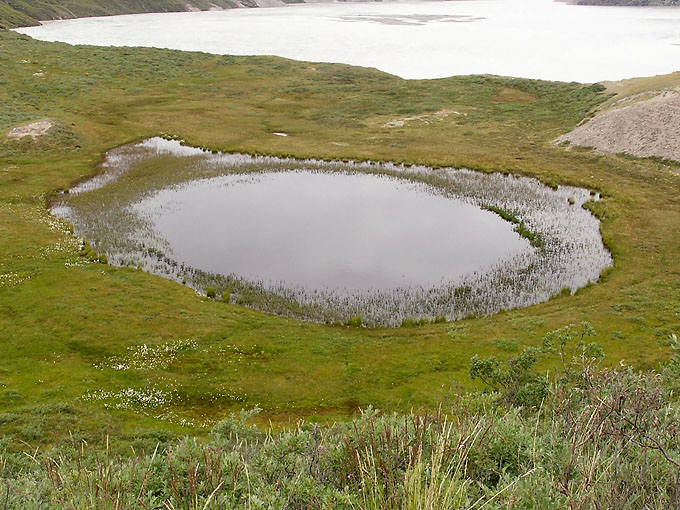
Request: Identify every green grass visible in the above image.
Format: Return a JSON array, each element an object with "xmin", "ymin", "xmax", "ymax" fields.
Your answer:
[
  {"xmin": 0, "ymin": 3, "xmax": 35, "ymax": 29},
  {"xmin": 481, "ymin": 205, "xmax": 543, "ymax": 247},
  {"xmin": 0, "ymin": 29, "xmax": 679, "ymax": 446}
]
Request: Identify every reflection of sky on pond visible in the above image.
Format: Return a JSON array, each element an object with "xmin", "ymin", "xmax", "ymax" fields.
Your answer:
[{"xmin": 133, "ymin": 171, "xmax": 529, "ymax": 291}]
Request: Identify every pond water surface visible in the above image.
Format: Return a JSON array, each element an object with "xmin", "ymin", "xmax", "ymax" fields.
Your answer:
[
  {"xmin": 16, "ymin": 0, "xmax": 680, "ymax": 82},
  {"xmin": 133, "ymin": 171, "xmax": 529, "ymax": 291},
  {"xmin": 52, "ymin": 138, "xmax": 612, "ymax": 326}
]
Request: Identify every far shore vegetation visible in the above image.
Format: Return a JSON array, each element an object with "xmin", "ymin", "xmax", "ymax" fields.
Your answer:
[{"xmin": 0, "ymin": 0, "xmax": 257, "ymax": 30}]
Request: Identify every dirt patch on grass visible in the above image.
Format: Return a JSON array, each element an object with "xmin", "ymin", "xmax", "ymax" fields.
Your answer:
[
  {"xmin": 556, "ymin": 89, "xmax": 680, "ymax": 162},
  {"xmin": 6, "ymin": 119, "xmax": 53, "ymax": 140}
]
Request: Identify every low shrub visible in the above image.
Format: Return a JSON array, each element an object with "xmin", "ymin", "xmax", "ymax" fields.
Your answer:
[{"xmin": 1, "ymin": 329, "xmax": 678, "ymax": 508}]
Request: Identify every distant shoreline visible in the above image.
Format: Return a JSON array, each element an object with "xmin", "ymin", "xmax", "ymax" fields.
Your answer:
[
  {"xmin": 4, "ymin": 0, "xmax": 678, "ymax": 30},
  {"xmin": 1, "ymin": 0, "xmax": 452, "ymax": 30}
]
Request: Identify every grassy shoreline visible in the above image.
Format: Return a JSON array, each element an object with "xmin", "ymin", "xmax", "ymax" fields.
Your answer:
[{"xmin": 0, "ymin": 29, "xmax": 679, "ymax": 447}]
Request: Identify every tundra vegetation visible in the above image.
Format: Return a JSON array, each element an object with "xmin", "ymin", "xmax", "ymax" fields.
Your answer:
[
  {"xmin": 0, "ymin": 0, "xmax": 262, "ymax": 30},
  {"xmin": 2, "ymin": 326, "xmax": 680, "ymax": 508},
  {"xmin": 0, "ymin": 14, "xmax": 679, "ymax": 507}
]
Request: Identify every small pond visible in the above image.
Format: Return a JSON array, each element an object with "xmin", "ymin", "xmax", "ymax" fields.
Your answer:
[{"xmin": 52, "ymin": 137, "xmax": 612, "ymax": 326}]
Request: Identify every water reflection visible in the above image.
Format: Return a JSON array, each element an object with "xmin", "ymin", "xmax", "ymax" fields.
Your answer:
[
  {"xmin": 336, "ymin": 14, "xmax": 486, "ymax": 26},
  {"xmin": 134, "ymin": 171, "xmax": 529, "ymax": 291}
]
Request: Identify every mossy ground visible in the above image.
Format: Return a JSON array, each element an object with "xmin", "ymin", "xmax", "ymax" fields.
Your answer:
[{"xmin": 0, "ymin": 30, "xmax": 679, "ymax": 446}]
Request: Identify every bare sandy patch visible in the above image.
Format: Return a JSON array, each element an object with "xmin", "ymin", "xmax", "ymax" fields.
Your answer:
[
  {"xmin": 556, "ymin": 89, "xmax": 680, "ymax": 162},
  {"xmin": 7, "ymin": 119, "xmax": 53, "ymax": 140}
]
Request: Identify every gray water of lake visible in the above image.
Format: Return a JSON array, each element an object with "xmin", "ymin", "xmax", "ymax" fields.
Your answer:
[
  {"xmin": 16, "ymin": 0, "xmax": 680, "ymax": 82},
  {"xmin": 53, "ymin": 138, "xmax": 612, "ymax": 326}
]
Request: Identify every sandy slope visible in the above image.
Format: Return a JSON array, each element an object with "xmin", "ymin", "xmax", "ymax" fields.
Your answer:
[{"xmin": 556, "ymin": 85, "xmax": 680, "ymax": 162}]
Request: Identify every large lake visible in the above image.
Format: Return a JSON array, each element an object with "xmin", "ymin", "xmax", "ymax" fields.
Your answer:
[{"xmin": 16, "ymin": 0, "xmax": 680, "ymax": 82}]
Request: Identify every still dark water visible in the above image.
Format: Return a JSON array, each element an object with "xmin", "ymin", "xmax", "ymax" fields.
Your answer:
[{"xmin": 133, "ymin": 171, "xmax": 529, "ymax": 291}]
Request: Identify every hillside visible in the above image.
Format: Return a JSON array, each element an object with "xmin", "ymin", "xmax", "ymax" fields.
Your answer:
[
  {"xmin": 1, "ymin": 0, "xmax": 679, "ymax": 503},
  {"xmin": 556, "ymin": 74, "xmax": 680, "ymax": 161},
  {"xmin": 0, "ymin": 0, "xmax": 274, "ymax": 29}
]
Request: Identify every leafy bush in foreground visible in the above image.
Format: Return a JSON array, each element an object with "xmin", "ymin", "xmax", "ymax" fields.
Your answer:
[{"xmin": 1, "ymin": 328, "xmax": 679, "ymax": 509}]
